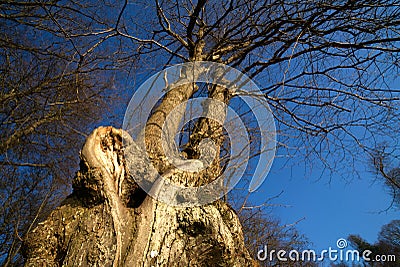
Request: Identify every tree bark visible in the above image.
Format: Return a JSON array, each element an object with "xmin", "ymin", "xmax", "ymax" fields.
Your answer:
[{"xmin": 22, "ymin": 126, "xmax": 256, "ymax": 266}]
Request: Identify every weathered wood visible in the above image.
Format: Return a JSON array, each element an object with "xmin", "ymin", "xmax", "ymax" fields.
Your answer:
[{"xmin": 23, "ymin": 126, "xmax": 256, "ymax": 266}]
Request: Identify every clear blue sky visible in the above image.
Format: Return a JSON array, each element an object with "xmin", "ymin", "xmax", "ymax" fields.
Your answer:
[{"xmin": 256, "ymin": 156, "xmax": 399, "ymax": 252}]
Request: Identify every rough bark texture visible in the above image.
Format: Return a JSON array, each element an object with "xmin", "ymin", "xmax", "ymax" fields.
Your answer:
[{"xmin": 22, "ymin": 126, "xmax": 256, "ymax": 266}]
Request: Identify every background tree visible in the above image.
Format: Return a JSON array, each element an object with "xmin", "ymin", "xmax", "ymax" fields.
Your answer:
[
  {"xmin": 240, "ymin": 206, "xmax": 318, "ymax": 266},
  {"xmin": 371, "ymin": 146, "xmax": 400, "ymax": 209},
  {"xmin": 343, "ymin": 151, "xmax": 400, "ymax": 267},
  {"xmin": 0, "ymin": 1, "xmax": 131, "ymax": 265},
  {"xmin": 379, "ymin": 220, "xmax": 400, "ymax": 249},
  {"xmin": 1, "ymin": 0, "xmax": 400, "ymax": 265},
  {"xmin": 348, "ymin": 220, "xmax": 400, "ymax": 267},
  {"xmin": 343, "ymin": 152, "xmax": 400, "ymax": 267}
]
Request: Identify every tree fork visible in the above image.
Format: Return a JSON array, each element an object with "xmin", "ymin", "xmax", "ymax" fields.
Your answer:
[{"xmin": 22, "ymin": 126, "xmax": 257, "ymax": 266}]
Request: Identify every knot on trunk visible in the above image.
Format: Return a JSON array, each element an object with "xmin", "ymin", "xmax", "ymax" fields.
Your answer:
[{"xmin": 73, "ymin": 126, "xmax": 145, "ymax": 207}]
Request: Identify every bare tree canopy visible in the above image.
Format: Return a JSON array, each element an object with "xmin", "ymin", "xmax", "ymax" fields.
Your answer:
[
  {"xmin": 0, "ymin": 1, "xmax": 125, "ymax": 265},
  {"xmin": 103, "ymin": 0, "xmax": 400, "ymax": 177},
  {"xmin": 1, "ymin": 0, "xmax": 400, "ymax": 266}
]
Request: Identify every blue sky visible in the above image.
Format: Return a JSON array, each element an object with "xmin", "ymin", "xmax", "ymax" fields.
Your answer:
[{"xmin": 258, "ymin": 156, "xmax": 399, "ymax": 252}]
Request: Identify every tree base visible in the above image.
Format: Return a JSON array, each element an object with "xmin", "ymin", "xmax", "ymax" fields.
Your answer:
[{"xmin": 23, "ymin": 126, "xmax": 256, "ymax": 266}]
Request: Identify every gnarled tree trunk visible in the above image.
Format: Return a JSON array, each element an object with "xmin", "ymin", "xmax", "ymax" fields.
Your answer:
[
  {"xmin": 20, "ymin": 1, "xmax": 262, "ymax": 258},
  {"xmin": 23, "ymin": 65, "xmax": 257, "ymax": 266}
]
